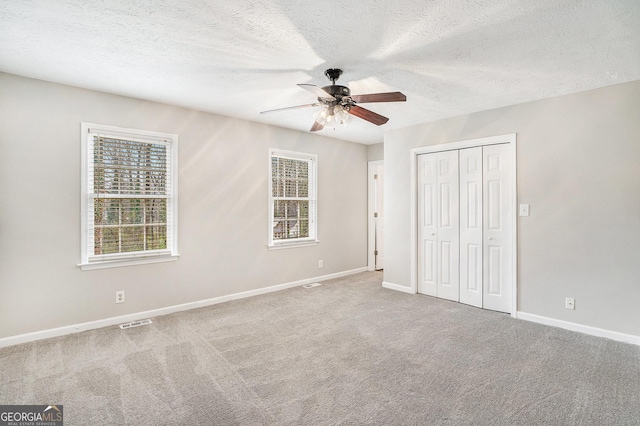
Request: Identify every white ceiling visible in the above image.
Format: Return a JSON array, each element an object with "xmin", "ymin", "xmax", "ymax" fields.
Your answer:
[{"xmin": 1, "ymin": 1, "xmax": 639, "ymax": 145}]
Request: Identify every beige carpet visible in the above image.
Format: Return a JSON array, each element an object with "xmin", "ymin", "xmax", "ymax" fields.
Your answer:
[{"xmin": 1, "ymin": 271, "xmax": 639, "ymax": 425}]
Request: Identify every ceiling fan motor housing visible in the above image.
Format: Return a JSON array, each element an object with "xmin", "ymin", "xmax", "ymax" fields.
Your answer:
[
  {"xmin": 318, "ymin": 85, "xmax": 353, "ymax": 109},
  {"xmin": 322, "ymin": 85, "xmax": 350, "ymax": 98}
]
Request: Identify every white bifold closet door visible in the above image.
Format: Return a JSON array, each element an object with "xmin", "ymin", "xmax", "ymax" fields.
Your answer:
[
  {"xmin": 418, "ymin": 143, "xmax": 512, "ymax": 313},
  {"xmin": 417, "ymin": 150, "xmax": 459, "ymax": 301}
]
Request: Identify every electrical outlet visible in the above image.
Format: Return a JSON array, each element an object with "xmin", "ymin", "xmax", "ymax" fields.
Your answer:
[
  {"xmin": 318, "ymin": 260, "xmax": 323, "ymax": 268},
  {"xmin": 116, "ymin": 291, "xmax": 125, "ymax": 304},
  {"xmin": 565, "ymin": 297, "xmax": 575, "ymax": 310}
]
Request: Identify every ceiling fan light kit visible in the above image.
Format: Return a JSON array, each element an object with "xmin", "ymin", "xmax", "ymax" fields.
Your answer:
[
  {"xmin": 314, "ymin": 104, "xmax": 352, "ymax": 129},
  {"xmin": 260, "ymin": 68, "xmax": 406, "ymax": 132}
]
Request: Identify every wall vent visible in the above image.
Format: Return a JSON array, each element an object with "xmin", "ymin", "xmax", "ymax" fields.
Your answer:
[
  {"xmin": 302, "ymin": 283, "xmax": 322, "ymax": 289},
  {"xmin": 119, "ymin": 319, "xmax": 153, "ymax": 329}
]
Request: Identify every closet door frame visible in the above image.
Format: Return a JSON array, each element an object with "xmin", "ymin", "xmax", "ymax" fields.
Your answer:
[{"xmin": 409, "ymin": 133, "xmax": 518, "ymax": 317}]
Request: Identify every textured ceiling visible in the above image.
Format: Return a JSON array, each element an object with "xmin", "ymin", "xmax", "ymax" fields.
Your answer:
[{"xmin": 1, "ymin": 0, "xmax": 639, "ymax": 144}]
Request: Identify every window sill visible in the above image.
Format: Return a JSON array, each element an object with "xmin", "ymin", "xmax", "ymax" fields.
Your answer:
[
  {"xmin": 268, "ymin": 240, "xmax": 319, "ymax": 250},
  {"xmin": 78, "ymin": 254, "xmax": 180, "ymax": 271}
]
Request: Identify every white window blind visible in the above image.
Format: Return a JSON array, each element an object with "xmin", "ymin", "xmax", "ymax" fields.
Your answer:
[
  {"xmin": 269, "ymin": 149, "xmax": 317, "ymax": 247},
  {"xmin": 80, "ymin": 123, "xmax": 178, "ymax": 269}
]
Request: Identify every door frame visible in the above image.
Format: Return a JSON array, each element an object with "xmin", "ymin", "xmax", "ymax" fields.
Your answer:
[
  {"xmin": 368, "ymin": 160, "xmax": 383, "ymax": 271},
  {"xmin": 409, "ymin": 134, "xmax": 518, "ymax": 317}
]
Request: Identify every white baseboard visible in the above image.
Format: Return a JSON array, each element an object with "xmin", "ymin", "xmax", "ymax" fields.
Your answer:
[
  {"xmin": 517, "ymin": 311, "xmax": 640, "ymax": 347},
  {"xmin": 382, "ymin": 281, "xmax": 415, "ymax": 294},
  {"xmin": 0, "ymin": 267, "xmax": 368, "ymax": 348}
]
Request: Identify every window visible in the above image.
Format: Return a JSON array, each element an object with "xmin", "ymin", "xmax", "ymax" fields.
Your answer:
[
  {"xmin": 269, "ymin": 149, "xmax": 317, "ymax": 248},
  {"xmin": 80, "ymin": 123, "xmax": 178, "ymax": 270}
]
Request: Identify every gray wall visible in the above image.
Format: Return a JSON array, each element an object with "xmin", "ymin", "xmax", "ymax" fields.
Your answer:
[
  {"xmin": 0, "ymin": 73, "xmax": 368, "ymax": 339},
  {"xmin": 367, "ymin": 143, "xmax": 384, "ymax": 161},
  {"xmin": 384, "ymin": 80, "xmax": 640, "ymax": 337}
]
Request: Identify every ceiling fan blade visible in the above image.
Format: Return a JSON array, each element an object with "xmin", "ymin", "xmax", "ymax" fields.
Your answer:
[
  {"xmin": 298, "ymin": 84, "xmax": 336, "ymax": 100},
  {"xmin": 348, "ymin": 105, "xmax": 389, "ymax": 126},
  {"xmin": 351, "ymin": 92, "xmax": 406, "ymax": 103},
  {"xmin": 260, "ymin": 103, "xmax": 321, "ymax": 114},
  {"xmin": 310, "ymin": 121, "xmax": 324, "ymax": 132}
]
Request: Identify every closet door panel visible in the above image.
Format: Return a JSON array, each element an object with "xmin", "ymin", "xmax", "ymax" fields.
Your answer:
[
  {"xmin": 459, "ymin": 147, "xmax": 483, "ymax": 308},
  {"xmin": 417, "ymin": 154, "xmax": 437, "ymax": 296},
  {"xmin": 435, "ymin": 151, "xmax": 459, "ymax": 302},
  {"xmin": 483, "ymin": 144, "xmax": 512, "ymax": 313}
]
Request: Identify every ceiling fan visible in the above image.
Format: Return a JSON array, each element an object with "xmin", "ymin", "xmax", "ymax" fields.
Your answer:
[{"xmin": 260, "ymin": 68, "xmax": 407, "ymax": 132}]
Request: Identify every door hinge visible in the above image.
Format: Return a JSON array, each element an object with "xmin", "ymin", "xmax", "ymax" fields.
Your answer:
[
  {"xmin": 374, "ymin": 250, "xmax": 378, "ymax": 255},
  {"xmin": 374, "ymin": 212, "xmax": 378, "ymax": 218},
  {"xmin": 374, "ymin": 174, "xmax": 378, "ymax": 180}
]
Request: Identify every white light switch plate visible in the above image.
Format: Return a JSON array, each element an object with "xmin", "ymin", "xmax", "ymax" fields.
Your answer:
[{"xmin": 519, "ymin": 204, "xmax": 530, "ymax": 216}]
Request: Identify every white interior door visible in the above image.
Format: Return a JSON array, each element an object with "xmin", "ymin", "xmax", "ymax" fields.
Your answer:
[
  {"xmin": 459, "ymin": 147, "xmax": 483, "ymax": 308},
  {"xmin": 482, "ymin": 143, "xmax": 512, "ymax": 313},
  {"xmin": 374, "ymin": 165, "xmax": 384, "ymax": 270},
  {"xmin": 417, "ymin": 151, "xmax": 460, "ymax": 301}
]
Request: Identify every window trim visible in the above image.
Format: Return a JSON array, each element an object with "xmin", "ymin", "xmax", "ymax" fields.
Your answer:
[
  {"xmin": 268, "ymin": 148, "xmax": 318, "ymax": 249},
  {"xmin": 79, "ymin": 122, "xmax": 179, "ymax": 270}
]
